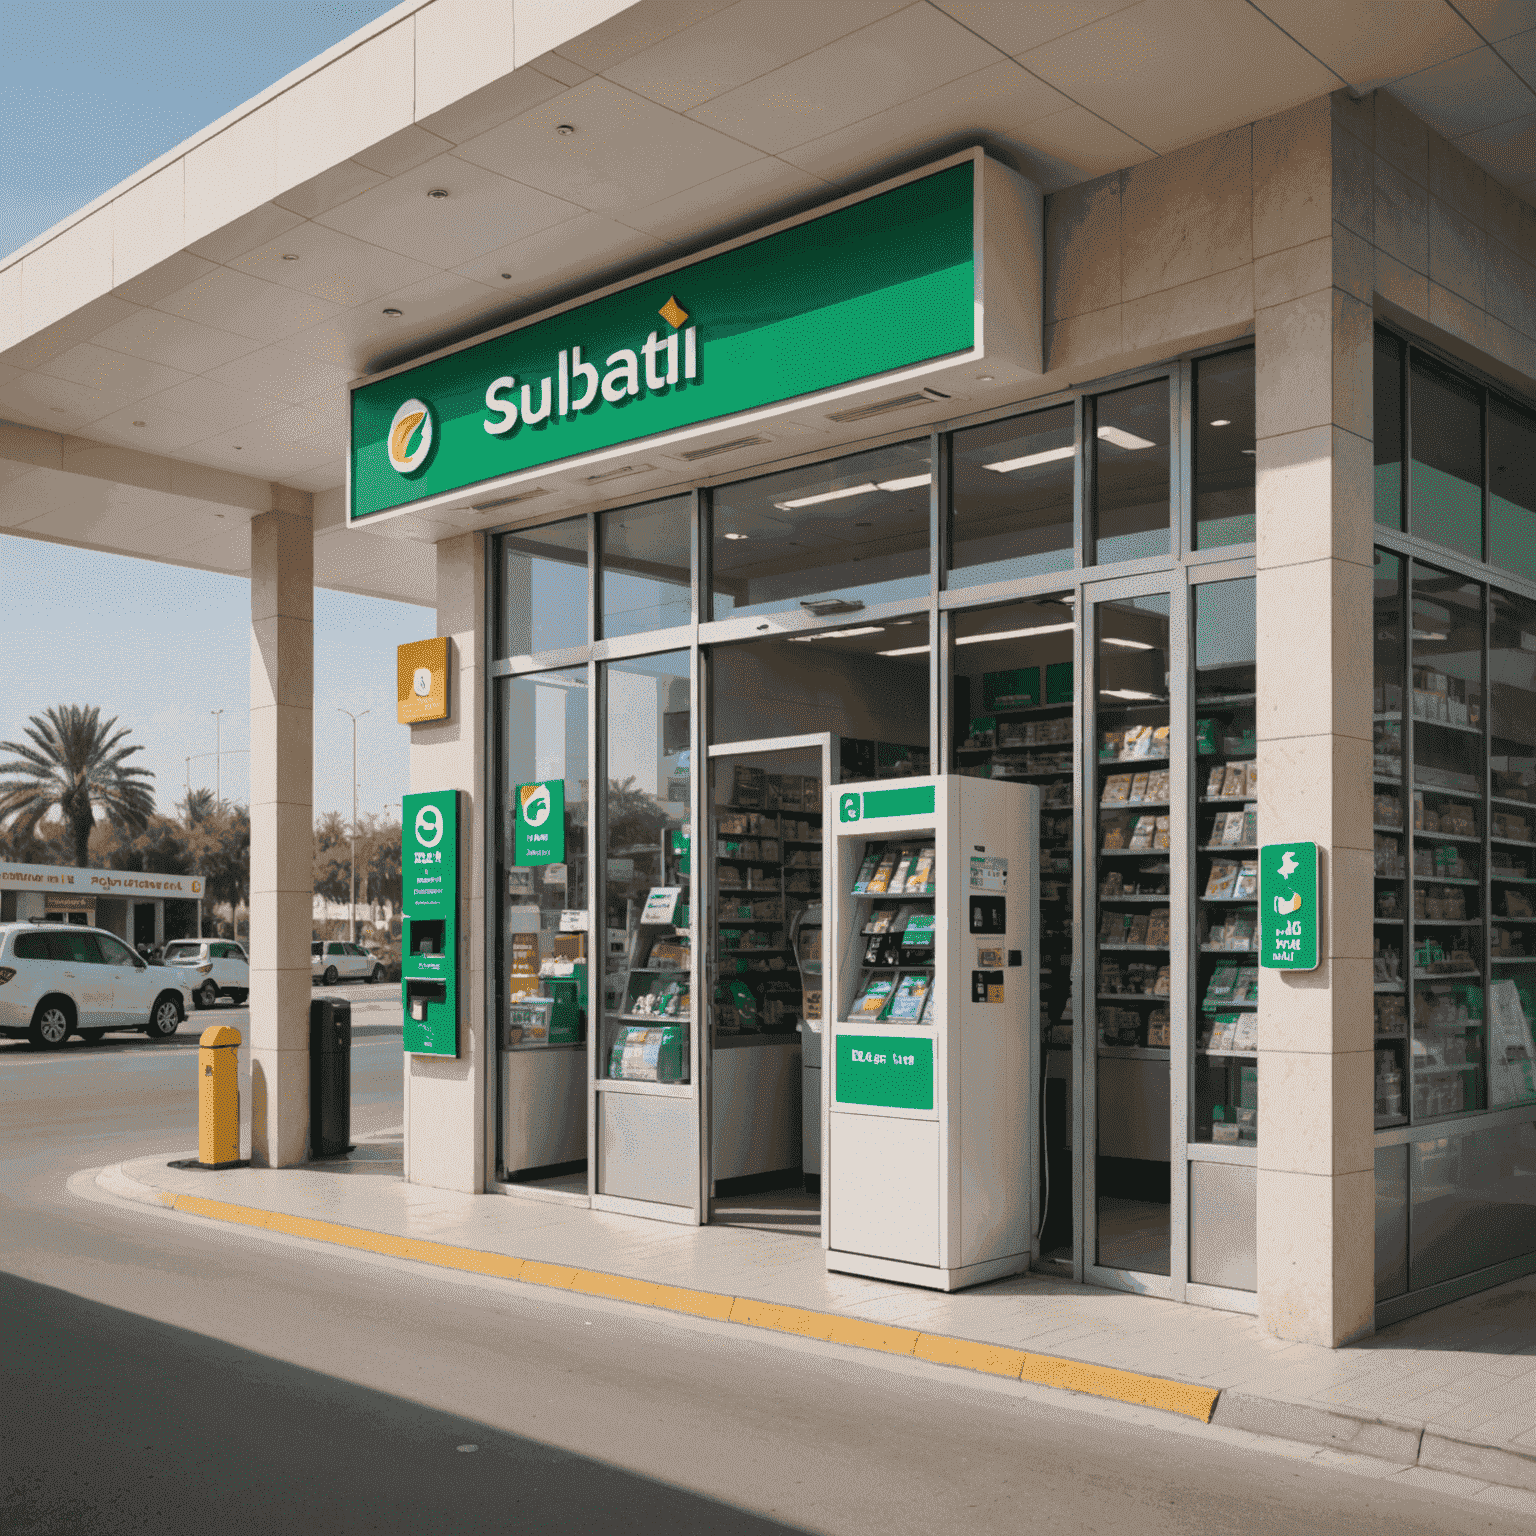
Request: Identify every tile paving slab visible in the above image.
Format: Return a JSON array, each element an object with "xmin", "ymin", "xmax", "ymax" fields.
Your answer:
[{"xmin": 115, "ymin": 1150, "xmax": 1536, "ymax": 1473}]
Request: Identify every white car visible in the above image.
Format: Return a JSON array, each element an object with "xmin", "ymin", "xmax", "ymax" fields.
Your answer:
[
  {"xmin": 160, "ymin": 938, "xmax": 250, "ymax": 1010},
  {"xmin": 0, "ymin": 922, "xmax": 193, "ymax": 1049},
  {"xmin": 312, "ymin": 940, "xmax": 386, "ymax": 985}
]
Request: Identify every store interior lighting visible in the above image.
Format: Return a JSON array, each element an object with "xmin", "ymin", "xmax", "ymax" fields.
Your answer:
[
  {"xmin": 773, "ymin": 482, "xmax": 880, "ymax": 510},
  {"xmin": 1100, "ymin": 687, "xmax": 1160, "ymax": 700},
  {"xmin": 878, "ymin": 619, "xmax": 1075, "ymax": 658},
  {"xmin": 983, "ymin": 445, "xmax": 1074, "ymax": 473},
  {"xmin": 1095, "ymin": 425, "xmax": 1156, "ymax": 450},
  {"xmin": 1103, "ymin": 636, "xmax": 1155, "ymax": 649},
  {"xmin": 789, "ymin": 625, "xmax": 885, "ymax": 642}
]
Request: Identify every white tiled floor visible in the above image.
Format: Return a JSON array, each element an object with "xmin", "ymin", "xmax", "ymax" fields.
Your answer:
[{"xmin": 125, "ymin": 1137, "xmax": 1536, "ymax": 1461}]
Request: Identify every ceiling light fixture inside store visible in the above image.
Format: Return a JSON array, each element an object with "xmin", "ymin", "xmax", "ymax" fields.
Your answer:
[
  {"xmin": 879, "ymin": 644, "xmax": 930, "ymax": 656},
  {"xmin": 1210, "ymin": 418, "xmax": 1230, "ymax": 426},
  {"xmin": 723, "ymin": 532, "xmax": 749, "ymax": 540},
  {"xmin": 556, "ymin": 124, "xmax": 576, "ymax": 135},
  {"xmin": 427, "ymin": 188, "xmax": 450, "ymax": 198},
  {"xmin": 382, "ymin": 307, "xmax": 402, "ymax": 316},
  {"xmin": 1100, "ymin": 688, "xmax": 1159, "ymax": 700},
  {"xmin": 774, "ymin": 482, "xmax": 879, "ymax": 510},
  {"xmin": 985, "ymin": 445, "xmax": 1073, "ymax": 473},
  {"xmin": 1103, "ymin": 636, "xmax": 1154, "ymax": 650},
  {"xmin": 877, "ymin": 474, "xmax": 931, "ymax": 491},
  {"xmin": 790, "ymin": 625, "xmax": 884, "ymax": 643},
  {"xmin": 1096, "ymin": 425, "xmax": 1156, "ymax": 450},
  {"xmin": 281, "ymin": 253, "xmax": 299, "ymax": 261},
  {"xmin": 957, "ymin": 622, "xmax": 1074, "ymax": 646},
  {"xmin": 1412, "ymin": 630, "xmax": 1447, "ymax": 641}
]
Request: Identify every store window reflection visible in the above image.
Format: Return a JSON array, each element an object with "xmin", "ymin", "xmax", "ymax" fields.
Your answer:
[
  {"xmin": 499, "ymin": 518, "xmax": 588, "ymax": 656},
  {"xmin": 1410, "ymin": 356, "xmax": 1482, "ymax": 561},
  {"xmin": 1092, "ymin": 380, "xmax": 1170, "ymax": 564},
  {"xmin": 600, "ymin": 495, "xmax": 691, "ymax": 639},
  {"xmin": 1489, "ymin": 396, "xmax": 1536, "ymax": 582},
  {"xmin": 1375, "ymin": 329, "xmax": 1404, "ymax": 530},
  {"xmin": 1192, "ymin": 349, "xmax": 1255, "ymax": 548},
  {"xmin": 949, "ymin": 406, "xmax": 1074, "ymax": 586},
  {"xmin": 711, "ymin": 440, "xmax": 931, "ymax": 620},
  {"xmin": 1092, "ymin": 592, "xmax": 1172, "ymax": 1275},
  {"xmin": 603, "ymin": 650, "xmax": 693, "ymax": 1083}
]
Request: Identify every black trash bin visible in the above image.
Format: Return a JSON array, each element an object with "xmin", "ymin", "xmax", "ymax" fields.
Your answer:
[{"xmin": 309, "ymin": 996, "xmax": 351, "ymax": 1158}]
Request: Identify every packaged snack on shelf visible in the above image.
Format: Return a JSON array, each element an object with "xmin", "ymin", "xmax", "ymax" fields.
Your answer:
[
  {"xmin": 1100, "ymin": 910, "xmax": 1131, "ymax": 943},
  {"xmin": 1205, "ymin": 860, "xmax": 1239, "ymax": 898},
  {"xmin": 1128, "ymin": 772, "xmax": 1150, "ymax": 803},
  {"xmin": 852, "ymin": 844, "xmax": 883, "ymax": 892},
  {"xmin": 1228, "ymin": 911, "xmax": 1257, "ymax": 949},
  {"xmin": 1099, "ymin": 729, "xmax": 1125, "ymax": 759},
  {"xmin": 1147, "ymin": 768, "xmax": 1170, "ymax": 801},
  {"xmin": 1154, "ymin": 815, "xmax": 1171, "ymax": 849},
  {"xmin": 1146, "ymin": 908, "xmax": 1171, "ymax": 947},
  {"xmin": 1234, "ymin": 860, "xmax": 1259, "ymax": 898},
  {"xmin": 864, "ymin": 904, "xmax": 899, "ymax": 934},
  {"xmin": 1211, "ymin": 1106, "xmax": 1240, "ymax": 1143},
  {"xmin": 1151, "ymin": 725, "xmax": 1170, "ymax": 756},
  {"xmin": 1146, "ymin": 1012, "xmax": 1170, "ymax": 1048},
  {"xmin": 1129, "ymin": 815, "xmax": 1157, "ymax": 850},
  {"xmin": 887, "ymin": 972, "xmax": 932, "ymax": 1021},
  {"xmin": 728, "ymin": 980, "xmax": 760, "ymax": 1031},
  {"xmin": 1205, "ymin": 765, "xmax": 1226, "ymax": 797},
  {"xmin": 1102, "ymin": 820, "xmax": 1128, "ymax": 850},
  {"xmin": 1154, "ymin": 965, "xmax": 1172, "ymax": 995},
  {"xmin": 898, "ymin": 912, "xmax": 936, "ymax": 964},
  {"xmin": 1205, "ymin": 963, "xmax": 1238, "ymax": 1007},
  {"xmin": 1100, "ymin": 870, "xmax": 1125, "ymax": 897},
  {"xmin": 850, "ymin": 974, "xmax": 896, "ymax": 1018},
  {"xmin": 864, "ymin": 932, "xmax": 901, "ymax": 967},
  {"xmin": 1196, "ymin": 718, "xmax": 1218, "ymax": 755},
  {"xmin": 1229, "ymin": 1011, "xmax": 1258, "ymax": 1051},
  {"xmin": 866, "ymin": 847, "xmax": 899, "ymax": 894},
  {"xmin": 1220, "ymin": 764, "xmax": 1246, "ymax": 798},
  {"xmin": 1126, "ymin": 914, "xmax": 1150, "ymax": 946},
  {"xmin": 907, "ymin": 844, "xmax": 936, "ymax": 893},
  {"xmin": 1102, "ymin": 773, "xmax": 1133, "ymax": 804},
  {"xmin": 1123, "ymin": 724, "xmax": 1153, "ymax": 758}
]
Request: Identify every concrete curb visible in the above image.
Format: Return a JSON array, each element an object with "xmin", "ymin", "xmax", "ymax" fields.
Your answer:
[{"xmin": 99, "ymin": 1161, "xmax": 1536, "ymax": 1496}]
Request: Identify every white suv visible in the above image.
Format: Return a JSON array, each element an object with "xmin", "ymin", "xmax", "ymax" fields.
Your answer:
[
  {"xmin": 160, "ymin": 938, "xmax": 250, "ymax": 1010},
  {"xmin": 0, "ymin": 922, "xmax": 193, "ymax": 1049},
  {"xmin": 312, "ymin": 940, "xmax": 386, "ymax": 985}
]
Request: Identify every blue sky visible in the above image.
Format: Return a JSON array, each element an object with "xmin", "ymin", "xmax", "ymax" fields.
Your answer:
[{"xmin": 1, "ymin": 2, "xmax": 429, "ymax": 827}]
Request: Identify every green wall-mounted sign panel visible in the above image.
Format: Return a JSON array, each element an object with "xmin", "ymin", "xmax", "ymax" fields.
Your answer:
[
  {"xmin": 837, "ymin": 784, "xmax": 937, "ymax": 824},
  {"xmin": 1259, "ymin": 841, "xmax": 1319, "ymax": 970},
  {"xmin": 513, "ymin": 779, "xmax": 565, "ymax": 866},
  {"xmin": 836, "ymin": 1034, "xmax": 934, "ymax": 1110},
  {"xmin": 403, "ymin": 788, "xmax": 459, "ymax": 1056},
  {"xmin": 349, "ymin": 162, "xmax": 976, "ymax": 522}
]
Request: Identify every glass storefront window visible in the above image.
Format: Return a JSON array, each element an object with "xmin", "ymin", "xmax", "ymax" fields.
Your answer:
[
  {"xmin": 1410, "ymin": 355, "xmax": 1482, "ymax": 561},
  {"xmin": 949, "ymin": 405, "xmax": 1073, "ymax": 586},
  {"xmin": 710, "ymin": 617, "xmax": 930, "ymax": 768},
  {"xmin": 1192, "ymin": 349, "xmax": 1255, "ymax": 548},
  {"xmin": 1192, "ymin": 578, "xmax": 1258, "ymax": 1147},
  {"xmin": 1373, "ymin": 551, "xmax": 1409, "ymax": 1127},
  {"xmin": 497, "ymin": 667, "xmax": 590, "ymax": 1055},
  {"xmin": 600, "ymin": 495, "xmax": 691, "ymax": 639},
  {"xmin": 602, "ymin": 650, "xmax": 693, "ymax": 1082},
  {"xmin": 1489, "ymin": 396, "xmax": 1536, "ymax": 582},
  {"xmin": 498, "ymin": 518, "xmax": 588, "ymax": 657},
  {"xmin": 1092, "ymin": 379, "xmax": 1170, "ymax": 564},
  {"xmin": 711, "ymin": 440, "xmax": 931, "ymax": 620},
  {"xmin": 1489, "ymin": 588, "xmax": 1536, "ymax": 1108},
  {"xmin": 1092, "ymin": 592, "xmax": 1172, "ymax": 1275},
  {"xmin": 1410, "ymin": 562, "xmax": 1486, "ymax": 1120},
  {"xmin": 1374, "ymin": 329, "xmax": 1404, "ymax": 531}
]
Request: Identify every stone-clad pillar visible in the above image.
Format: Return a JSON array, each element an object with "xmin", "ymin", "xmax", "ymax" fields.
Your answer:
[
  {"xmin": 1253, "ymin": 94, "xmax": 1376, "ymax": 1346},
  {"xmin": 249, "ymin": 490, "xmax": 314, "ymax": 1167},
  {"xmin": 404, "ymin": 532, "xmax": 487, "ymax": 1192}
]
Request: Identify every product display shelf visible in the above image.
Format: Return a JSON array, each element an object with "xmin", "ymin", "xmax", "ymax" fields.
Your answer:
[
  {"xmin": 713, "ymin": 799, "xmax": 823, "ymax": 1040},
  {"xmin": 1192, "ymin": 678, "xmax": 1260, "ymax": 1146}
]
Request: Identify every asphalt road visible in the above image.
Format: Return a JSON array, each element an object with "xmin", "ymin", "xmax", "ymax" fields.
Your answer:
[{"xmin": 2, "ymin": 1006, "xmax": 1528, "ymax": 1535}]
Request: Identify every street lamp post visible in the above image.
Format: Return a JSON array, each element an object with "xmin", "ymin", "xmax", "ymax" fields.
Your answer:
[
  {"xmin": 337, "ymin": 708, "xmax": 370, "ymax": 943},
  {"xmin": 210, "ymin": 709, "xmax": 226, "ymax": 807}
]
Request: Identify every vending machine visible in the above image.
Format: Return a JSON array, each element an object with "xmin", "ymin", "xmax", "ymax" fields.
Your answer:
[{"xmin": 825, "ymin": 776, "xmax": 1038, "ymax": 1290}]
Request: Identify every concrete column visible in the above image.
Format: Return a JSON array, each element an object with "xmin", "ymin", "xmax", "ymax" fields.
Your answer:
[
  {"xmin": 1253, "ymin": 94, "xmax": 1376, "ymax": 1346},
  {"xmin": 405, "ymin": 532, "xmax": 487, "ymax": 1192},
  {"xmin": 248, "ymin": 491, "xmax": 314, "ymax": 1168}
]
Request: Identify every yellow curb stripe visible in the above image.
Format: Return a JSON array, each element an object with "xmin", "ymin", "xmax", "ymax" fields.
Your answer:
[
  {"xmin": 914, "ymin": 1335, "xmax": 1027, "ymax": 1378},
  {"xmin": 1019, "ymin": 1353, "xmax": 1219, "ymax": 1422},
  {"xmin": 163, "ymin": 1191, "xmax": 1217, "ymax": 1422}
]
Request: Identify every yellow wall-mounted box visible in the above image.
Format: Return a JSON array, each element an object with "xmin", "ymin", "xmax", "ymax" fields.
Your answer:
[{"xmin": 398, "ymin": 636, "xmax": 450, "ymax": 724}]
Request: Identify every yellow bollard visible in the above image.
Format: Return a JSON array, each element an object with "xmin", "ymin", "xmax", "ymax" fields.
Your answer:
[{"xmin": 198, "ymin": 1024, "xmax": 243, "ymax": 1169}]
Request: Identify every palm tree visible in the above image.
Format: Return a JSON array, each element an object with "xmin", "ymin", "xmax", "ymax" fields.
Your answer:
[
  {"xmin": 179, "ymin": 786, "xmax": 216, "ymax": 828},
  {"xmin": 0, "ymin": 705, "xmax": 155, "ymax": 867}
]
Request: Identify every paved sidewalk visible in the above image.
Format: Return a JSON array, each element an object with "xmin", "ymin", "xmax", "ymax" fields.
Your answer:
[{"xmin": 103, "ymin": 1134, "xmax": 1536, "ymax": 1501}]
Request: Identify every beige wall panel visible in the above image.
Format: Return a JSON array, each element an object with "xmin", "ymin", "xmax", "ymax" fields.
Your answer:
[
  {"xmin": 1043, "ymin": 173, "xmax": 1120, "ymax": 322},
  {"xmin": 21, "ymin": 214, "xmax": 115, "ymax": 338},
  {"xmin": 1253, "ymin": 97, "xmax": 1331, "ymax": 258},
  {"xmin": 112, "ymin": 166, "xmax": 187, "ymax": 292},
  {"xmin": 1257, "ymin": 1167, "xmax": 1375, "ymax": 1346},
  {"xmin": 415, "ymin": 0, "xmax": 520, "ymax": 123}
]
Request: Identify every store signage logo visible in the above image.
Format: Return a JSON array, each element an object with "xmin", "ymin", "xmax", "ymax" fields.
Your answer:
[
  {"xmin": 387, "ymin": 399, "xmax": 433, "ymax": 473},
  {"xmin": 515, "ymin": 779, "xmax": 565, "ymax": 867},
  {"xmin": 483, "ymin": 298, "xmax": 696, "ymax": 439},
  {"xmin": 1259, "ymin": 842, "xmax": 1318, "ymax": 970},
  {"xmin": 414, "ymin": 803, "xmax": 444, "ymax": 848},
  {"xmin": 839, "ymin": 793, "xmax": 861, "ymax": 823},
  {"xmin": 839, "ymin": 784, "xmax": 937, "ymax": 823}
]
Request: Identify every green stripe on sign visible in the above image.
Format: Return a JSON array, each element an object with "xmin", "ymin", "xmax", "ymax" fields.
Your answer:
[{"xmin": 862, "ymin": 785, "xmax": 936, "ymax": 819}]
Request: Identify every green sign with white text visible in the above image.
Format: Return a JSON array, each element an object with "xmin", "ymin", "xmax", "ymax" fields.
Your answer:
[
  {"xmin": 514, "ymin": 779, "xmax": 565, "ymax": 866},
  {"xmin": 837, "ymin": 1034, "xmax": 934, "ymax": 1110},
  {"xmin": 403, "ymin": 789, "xmax": 459, "ymax": 1056},
  {"xmin": 1259, "ymin": 841, "xmax": 1319, "ymax": 970},
  {"xmin": 349, "ymin": 162, "xmax": 976, "ymax": 522},
  {"xmin": 838, "ymin": 784, "xmax": 936, "ymax": 824}
]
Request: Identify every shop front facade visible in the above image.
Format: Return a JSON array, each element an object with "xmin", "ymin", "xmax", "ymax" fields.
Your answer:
[{"xmin": 376, "ymin": 94, "xmax": 1536, "ymax": 1347}]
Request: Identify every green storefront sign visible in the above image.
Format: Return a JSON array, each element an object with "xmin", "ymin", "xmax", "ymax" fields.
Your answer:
[
  {"xmin": 837, "ymin": 1034, "xmax": 934, "ymax": 1110},
  {"xmin": 349, "ymin": 161, "xmax": 976, "ymax": 523},
  {"xmin": 514, "ymin": 779, "xmax": 565, "ymax": 866},
  {"xmin": 403, "ymin": 789, "xmax": 459, "ymax": 1056},
  {"xmin": 837, "ymin": 784, "xmax": 937, "ymax": 824},
  {"xmin": 1259, "ymin": 841, "xmax": 1319, "ymax": 971}
]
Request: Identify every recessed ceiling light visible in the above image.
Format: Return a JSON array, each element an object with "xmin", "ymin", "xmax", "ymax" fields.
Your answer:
[
  {"xmin": 1209, "ymin": 418, "xmax": 1230, "ymax": 427},
  {"xmin": 1241, "ymin": 448, "xmax": 1255, "ymax": 456},
  {"xmin": 723, "ymin": 532, "xmax": 749, "ymax": 541},
  {"xmin": 986, "ymin": 445, "xmax": 1073, "ymax": 473},
  {"xmin": 382, "ymin": 307, "xmax": 403, "ymax": 316},
  {"xmin": 957, "ymin": 622, "xmax": 1074, "ymax": 646},
  {"xmin": 555, "ymin": 124, "xmax": 576, "ymax": 136},
  {"xmin": 876, "ymin": 474, "xmax": 931, "ymax": 492},
  {"xmin": 1096, "ymin": 425, "xmax": 1155, "ymax": 451},
  {"xmin": 132, "ymin": 420, "xmax": 146, "ymax": 427},
  {"xmin": 427, "ymin": 188, "xmax": 450, "ymax": 199},
  {"xmin": 977, "ymin": 374, "xmax": 994, "ymax": 382},
  {"xmin": 233, "ymin": 446, "xmax": 242, "ymax": 451},
  {"xmin": 501, "ymin": 273, "xmax": 512, "ymax": 280},
  {"xmin": 281, "ymin": 253, "xmax": 300, "ymax": 261},
  {"xmin": 879, "ymin": 644, "xmax": 930, "ymax": 657},
  {"xmin": 1103, "ymin": 635, "xmax": 1153, "ymax": 650},
  {"xmin": 774, "ymin": 482, "xmax": 879, "ymax": 511}
]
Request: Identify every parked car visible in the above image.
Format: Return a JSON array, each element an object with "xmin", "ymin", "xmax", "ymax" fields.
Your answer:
[
  {"xmin": 311, "ymin": 940, "xmax": 386, "ymax": 985},
  {"xmin": 0, "ymin": 922, "xmax": 194, "ymax": 1048},
  {"xmin": 159, "ymin": 938, "xmax": 250, "ymax": 1009}
]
